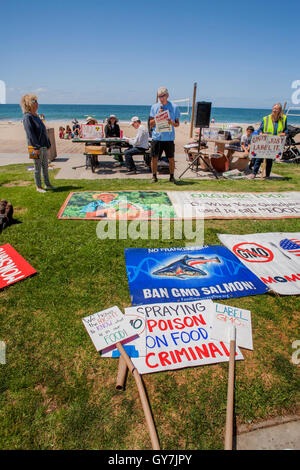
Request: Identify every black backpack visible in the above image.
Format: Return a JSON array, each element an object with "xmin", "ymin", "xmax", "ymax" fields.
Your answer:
[{"xmin": 0, "ymin": 200, "xmax": 13, "ymax": 234}]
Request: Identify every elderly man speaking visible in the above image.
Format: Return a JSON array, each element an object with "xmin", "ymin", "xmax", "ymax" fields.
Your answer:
[{"xmin": 149, "ymin": 87, "xmax": 180, "ymax": 183}]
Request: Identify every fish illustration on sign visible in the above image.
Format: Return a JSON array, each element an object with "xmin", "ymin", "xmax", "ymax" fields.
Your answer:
[{"xmin": 152, "ymin": 255, "xmax": 221, "ymax": 278}]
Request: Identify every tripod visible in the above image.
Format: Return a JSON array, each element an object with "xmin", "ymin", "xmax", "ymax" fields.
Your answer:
[{"xmin": 179, "ymin": 127, "xmax": 219, "ymax": 180}]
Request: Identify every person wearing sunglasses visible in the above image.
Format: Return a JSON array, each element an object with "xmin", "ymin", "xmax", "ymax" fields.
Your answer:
[
  {"xmin": 20, "ymin": 94, "xmax": 55, "ymax": 193},
  {"xmin": 149, "ymin": 87, "xmax": 180, "ymax": 183}
]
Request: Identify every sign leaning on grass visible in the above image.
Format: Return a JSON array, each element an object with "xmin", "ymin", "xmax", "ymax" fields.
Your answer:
[
  {"xmin": 123, "ymin": 300, "xmax": 244, "ymax": 375},
  {"xmin": 0, "ymin": 244, "xmax": 37, "ymax": 289},
  {"xmin": 124, "ymin": 246, "xmax": 269, "ymax": 306},
  {"xmin": 249, "ymin": 134, "xmax": 286, "ymax": 160},
  {"xmin": 82, "ymin": 306, "xmax": 138, "ymax": 353},
  {"xmin": 218, "ymin": 232, "xmax": 300, "ymax": 295}
]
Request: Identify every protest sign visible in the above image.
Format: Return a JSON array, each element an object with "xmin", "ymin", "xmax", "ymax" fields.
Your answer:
[
  {"xmin": 155, "ymin": 110, "xmax": 172, "ymax": 133},
  {"xmin": 82, "ymin": 307, "xmax": 159, "ymax": 449},
  {"xmin": 0, "ymin": 244, "xmax": 36, "ymax": 289},
  {"xmin": 167, "ymin": 191, "xmax": 300, "ymax": 219},
  {"xmin": 209, "ymin": 302, "xmax": 253, "ymax": 350},
  {"xmin": 249, "ymin": 134, "xmax": 286, "ymax": 160},
  {"xmin": 80, "ymin": 124, "xmax": 104, "ymax": 139},
  {"xmin": 82, "ymin": 306, "xmax": 138, "ymax": 353},
  {"xmin": 123, "ymin": 300, "xmax": 243, "ymax": 375},
  {"xmin": 125, "ymin": 246, "xmax": 269, "ymax": 306},
  {"xmin": 218, "ymin": 232, "xmax": 300, "ymax": 295}
]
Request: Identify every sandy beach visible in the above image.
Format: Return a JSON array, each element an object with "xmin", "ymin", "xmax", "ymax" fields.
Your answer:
[{"xmin": 0, "ymin": 119, "xmax": 254, "ymax": 156}]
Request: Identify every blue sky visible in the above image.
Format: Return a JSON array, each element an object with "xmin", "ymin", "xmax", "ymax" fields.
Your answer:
[{"xmin": 1, "ymin": 0, "xmax": 299, "ymax": 108}]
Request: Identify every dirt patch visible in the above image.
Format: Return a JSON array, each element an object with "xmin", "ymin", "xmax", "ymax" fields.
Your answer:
[{"xmin": 2, "ymin": 180, "xmax": 31, "ymax": 187}]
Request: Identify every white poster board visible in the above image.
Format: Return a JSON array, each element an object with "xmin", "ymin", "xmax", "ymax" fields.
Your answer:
[
  {"xmin": 209, "ymin": 302, "xmax": 253, "ymax": 350},
  {"xmin": 249, "ymin": 134, "xmax": 286, "ymax": 160},
  {"xmin": 124, "ymin": 300, "xmax": 243, "ymax": 375},
  {"xmin": 81, "ymin": 124, "xmax": 104, "ymax": 139},
  {"xmin": 82, "ymin": 305, "xmax": 138, "ymax": 352},
  {"xmin": 218, "ymin": 232, "xmax": 300, "ymax": 295}
]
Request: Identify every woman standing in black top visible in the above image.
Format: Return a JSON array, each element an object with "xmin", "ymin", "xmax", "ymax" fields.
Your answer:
[{"xmin": 20, "ymin": 94, "xmax": 55, "ymax": 193}]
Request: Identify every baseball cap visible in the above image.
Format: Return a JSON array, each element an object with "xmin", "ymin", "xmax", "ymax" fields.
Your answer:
[{"xmin": 130, "ymin": 116, "xmax": 140, "ymax": 126}]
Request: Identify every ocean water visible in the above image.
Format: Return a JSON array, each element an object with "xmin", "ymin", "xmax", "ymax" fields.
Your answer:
[{"xmin": 1, "ymin": 103, "xmax": 300, "ymax": 126}]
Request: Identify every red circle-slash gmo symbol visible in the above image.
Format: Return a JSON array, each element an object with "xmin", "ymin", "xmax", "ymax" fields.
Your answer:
[{"xmin": 233, "ymin": 242, "xmax": 274, "ymax": 263}]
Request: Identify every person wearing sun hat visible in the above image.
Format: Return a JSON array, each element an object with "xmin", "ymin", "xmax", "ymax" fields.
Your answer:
[
  {"xmin": 149, "ymin": 86, "xmax": 180, "ymax": 183},
  {"xmin": 124, "ymin": 116, "xmax": 149, "ymax": 175},
  {"xmin": 104, "ymin": 114, "xmax": 123, "ymax": 165}
]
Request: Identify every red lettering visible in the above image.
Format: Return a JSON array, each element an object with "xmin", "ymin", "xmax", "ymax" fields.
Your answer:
[
  {"xmin": 194, "ymin": 344, "xmax": 210, "ymax": 359},
  {"xmin": 188, "ymin": 347, "xmax": 197, "ymax": 360},
  {"xmin": 173, "ymin": 318, "xmax": 185, "ymax": 329},
  {"xmin": 261, "ymin": 276, "xmax": 275, "ymax": 284},
  {"xmin": 158, "ymin": 320, "xmax": 168, "ymax": 331},
  {"xmin": 145, "ymin": 353, "xmax": 158, "ymax": 368},
  {"xmin": 147, "ymin": 319, "xmax": 157, "ymax": 333},
  {"xmin": 208, "ymin": 343, "xmax": 223, "ymax": 358},
  {"xmin": 158, "ymin": 351, "xmax": 172, "ymax": 366},
  {"xmin": 220, "ymin": 341, "xmax": 230, "ymax": 357},
  {"xmin": 175, "ymin": 348, "xmax": 191, "ymax": 363},
  {"xmin": 284, "ymin": 274, "xmax": 300, "ymax": 282}
]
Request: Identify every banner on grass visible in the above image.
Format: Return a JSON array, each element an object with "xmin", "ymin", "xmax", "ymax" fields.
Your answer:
[
  {"xmin": 167, "ymin": 191, "xmax": 300, "ymax": 219},
  {"xmin": 249, "ymin": 134, "xmax": 286, "ymax": 160},
  {"xmin": 218, "ymin": 232, "xmax": 300, "ymax": 295},
  {"xmin": 0, "ymin": 244, "xmax": 36, "ymax": 289},
  {"xmin": 124, "ymin": 246, "xmax": 269, "ymax": 306},
  {"xmin": 123, "ymin": 300, "xmax": 243, "ymax": 375}
]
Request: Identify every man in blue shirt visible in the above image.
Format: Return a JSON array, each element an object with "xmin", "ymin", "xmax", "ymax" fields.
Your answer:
[{"xmin": 149, "ymin": 87, "xmax": 180, "ymax": 183}]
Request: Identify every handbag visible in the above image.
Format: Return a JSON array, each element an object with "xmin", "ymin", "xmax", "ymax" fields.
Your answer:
[{"xmin": 28, "ymin": 145, "xmax": 40, "ymax": 159}]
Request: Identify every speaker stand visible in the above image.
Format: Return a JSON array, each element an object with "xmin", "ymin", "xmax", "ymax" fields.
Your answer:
[{"xmin": 179, "ymin": 127, "xmax": 219, "ymax": 180}]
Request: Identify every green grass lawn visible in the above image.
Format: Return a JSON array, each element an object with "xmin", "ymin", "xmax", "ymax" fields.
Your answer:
[{"xmin": 0, "ymin": 162, "xmax": 299, "ymax": 450}]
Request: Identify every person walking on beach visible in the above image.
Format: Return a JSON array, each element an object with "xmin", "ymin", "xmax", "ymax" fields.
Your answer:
[
  {"xmin": 149, "ymin": 87, "xmax": 180, "ymax": 183},
  {"xmin": 249, "ymin": 103, "xmax": 288, "ymax": 179},
  {"xmin": 20, "ymin": 94, "xmax": 55, "ymax": 193}
]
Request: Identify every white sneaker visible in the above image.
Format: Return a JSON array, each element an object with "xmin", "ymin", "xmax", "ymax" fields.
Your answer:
[{"xmin": 36, "ymin": 187, "xmax": 46, "ymax": 193}]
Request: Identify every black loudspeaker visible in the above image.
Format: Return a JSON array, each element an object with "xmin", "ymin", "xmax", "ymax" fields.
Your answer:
[{"xmin": 195, "ymin": 101, "xmax": 212, "ymax": 128}]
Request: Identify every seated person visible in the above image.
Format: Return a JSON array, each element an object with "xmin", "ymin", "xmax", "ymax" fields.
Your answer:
[
  {"xmin": 241, "ymin": 125, "xmax": 254, "ymax": 169},
  {"xmin": 124, "ymin": 116, "xmax": 149, "ymax": 175},
  {"xmin": 72, "ymin": 119, "xmax": 80, "ymax": 137},
  {"xmin": 65, "ymin": 125, "xmax": 73, "ymax": 139},
  {"xmin": 104, "ymin": 115, "xmax": 123, "ymax": 166},
  {"xmin": 59, "ymin": 126, "xmax": 65, "ymax": 139}
]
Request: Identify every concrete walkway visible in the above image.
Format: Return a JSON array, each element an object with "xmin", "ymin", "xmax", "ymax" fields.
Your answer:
[
  {"xmin": 0, "ymin": 153, "xmax": 284, "ymax": 181},
  {"xmin": 236, "ymin": 416, "xmax": 300, "ymax": 450}
]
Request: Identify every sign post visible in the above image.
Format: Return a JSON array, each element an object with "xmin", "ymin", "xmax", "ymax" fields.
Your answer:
[{"xmin": 224, "ymin": 325, "xmax": 236, "ymax": 450}]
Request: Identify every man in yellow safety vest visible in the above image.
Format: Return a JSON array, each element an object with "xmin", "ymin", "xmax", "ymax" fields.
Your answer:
[{"xmin": 249, "ymin": 103, "xmax": 288, "ymax": 179}]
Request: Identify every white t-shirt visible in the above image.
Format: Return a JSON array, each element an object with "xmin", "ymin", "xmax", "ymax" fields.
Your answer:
[
  {"xmin": 129, "ymin": 125, "xmax": 149, "ymax": 149},
  {"xmin": 241, "ymin": 133, "xmax": 252, "ymax": 148}
]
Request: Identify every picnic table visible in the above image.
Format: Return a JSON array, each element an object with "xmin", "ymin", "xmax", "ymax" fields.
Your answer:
[{"xmin": 72, "ymin": 137, "xmax": 130, "ymax": 172}]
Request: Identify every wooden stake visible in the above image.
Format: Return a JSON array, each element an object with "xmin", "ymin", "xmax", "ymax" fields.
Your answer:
[
  {"xmin": 261, "ymin": 158, "xmax": 266, "ymax": 179},
  {"xmin": 190, "ymin": 82, "xmax": 197, "ymax": 138},
  {"xmin": 116, "ymin": 356, "xmax": 128, "ymax": 391},
  {"xmin": 224, "ymin": 326, "xmax": 236, "ymax": 450},
  {"xmin": 116, "ymin": 342, "xmax": 160, "ymax": 450}
]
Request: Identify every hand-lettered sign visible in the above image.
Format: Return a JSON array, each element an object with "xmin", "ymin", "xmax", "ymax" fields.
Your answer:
[
  {"xmin": 249, "ymin": 134, "xmax": 286, "ymax": 160},
  {"xmin": 0, "ymin": 244, "xmax": 36, "ymax": 289},
  {"xmin": 209, "ymin": 302, "xmax": 253, "ymax": 350},
  {"xmin": 82, "ymin": 306, "xmax": 138, "ymax": 353},
  {"xmin": 123, "ymin": 300, "xmax": 243, "ymax": 374},
  {"xmin": 218, "ymin": 232, "xmax": 300, "ymax": 295}
]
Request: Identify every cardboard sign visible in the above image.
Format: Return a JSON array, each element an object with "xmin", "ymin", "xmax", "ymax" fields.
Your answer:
[
  {"xmin": 249, "ymin": 134, "xmax": 286, "ymax": 160},
  {"xmin": 218, "ymin": 232, "xmax": 300, "ymax": 295},
  {"xmin": 209, "ymin": 302, "xmax": 253, "ymax": 350},
  {"xmin": 102, "ymin": 309, "xmax": 147, "ymax": 358},
  {"xmin": 82, "ymin": 306, "xmax": 138, "ymax": 353},
  {"xmin": 123, "ymin": 300, "xmax": 243, "ymax": 375},
  {"xmin": 125, "ymin": 246, "xmax": 269, "ymax": 306},
  {"xmin": 80, "ymin": 124, "xmax": 104, "ymax": 139},
  {"xmin": 0, "ymin": 244, "xmax": 36, "ymax": 289},
  {"xmin": 155, "ymin": 110, "xmax": 172, "ymax": 133}
]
